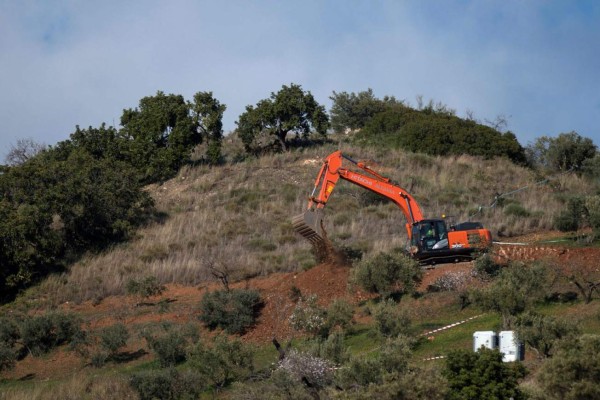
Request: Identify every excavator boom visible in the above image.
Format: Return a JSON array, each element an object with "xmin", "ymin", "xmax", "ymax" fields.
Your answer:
[{"xmin": 293, "ymin": 150, "xmax": 424, "ymax": 248}]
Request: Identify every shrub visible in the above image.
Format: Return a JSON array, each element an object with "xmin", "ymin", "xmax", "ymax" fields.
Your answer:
[
  {"xmin": 188, "ymin": 335, "xmax": 254, "ymax": 391},
  {"xmin": 278, "ymin": 350, "xmax": 334, "ymax": 389},
  {"xmin": 373, "ymin": 299, "xmax": 412, "ymax": 338},
  {"xmin": 535, "ymin": 334, "xmax": 600, "ymax": 400},
  {"xmin": 325, "ymin": 299, "xmax": 354, "ymax": 332},
  {"xmin": 98, "ymin": 323, "xmax": 129, "ymax": 356},
  {"xmin": 146, "ymin": 331, "xmax": 187, "ymax": 367},
  {"xmin": 443, "ymin": 348, "xmax": 527, "ymax": 400},
  {"xmin": 130, "ymin": 368, "xmax": 204, "ymax": 400},
  {"xmin": 554, "ymin": 196, "xmax": 586, "ymax": 232},
  {"xmin": 504, "ymin": 203, "xmax": 530, "ymax": 217},
  {"xmin": 470, "ymin": 262, "xmax": 551, "ymax": 328},
  {"xmin": 0, "ymin": 317, "xmax": 20, "ymax": 348},
  {"xmin": 126, "ymin": 276, "xmax": 165, "ymax": 299},
  {"xmin": 20, "ymin": 312, "xmax": 82, "ymax": 356},
  {"xmin": 336, "ymin": 336, "xmax": 413, "ymax": 389},
  {"xmin": 473, "ymin": 253, "xmax": 501, "ymax": 280},
  {"xmin": 306, "ymin": 331, "xmax": 350, "ymax": 365},
  {"xmin": 0, "ymin": 343, "xmax": 16, "ymax": 372},
  {"xmin": 515, "ymin": 311, "xmax": 580, "ymax": 358},
  {"xmin": 199, "ymin": 288, "xmax": 263, "ymax": 334},
  {"xmin": 289, "ymin": 294, "xmax": 327, "ymax": 337},
  {"xmin": 351, "ymin": 251, "xmax": 422, "ymax": 299}
]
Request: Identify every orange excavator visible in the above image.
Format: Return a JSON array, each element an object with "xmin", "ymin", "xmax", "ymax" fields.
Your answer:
[{"xmin": 292, "ymin": 150, "xmax": 492, "ymax": 262}]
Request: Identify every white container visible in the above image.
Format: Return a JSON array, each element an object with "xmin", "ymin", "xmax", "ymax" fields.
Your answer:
[
  {"xmin": 473, "ymin": 331, "xmax": 498, "ymax": 351},
  {"xmin": 498, "ymin": 331, "xmax": 524, "ymax": 362}
]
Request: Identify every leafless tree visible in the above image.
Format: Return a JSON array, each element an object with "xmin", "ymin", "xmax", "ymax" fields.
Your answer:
[{"xmin": 5, "ymin": 138, "xmax": 47, "ymax": 166}]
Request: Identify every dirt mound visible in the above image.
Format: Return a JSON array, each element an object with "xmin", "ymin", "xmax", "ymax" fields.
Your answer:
[{"xmin": 243, "ymin": 260, "xmax": 367, "ymax": 342}]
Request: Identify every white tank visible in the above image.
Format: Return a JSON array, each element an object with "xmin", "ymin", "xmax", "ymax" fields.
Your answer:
[
  {"xmin": 473, "ymin": 331, "xmax": 498, "ymax": 351},
  {"xmin": 499, "ymin": 331, "xmax": 524, "ymax": 362}
]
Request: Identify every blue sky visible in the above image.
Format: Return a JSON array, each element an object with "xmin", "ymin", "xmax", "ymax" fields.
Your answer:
[{"xmin": 1, "ymin": 0, "xmax": 599, "ymax": 159}]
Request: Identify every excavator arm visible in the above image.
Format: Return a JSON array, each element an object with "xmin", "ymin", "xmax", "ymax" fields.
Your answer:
[{"xmin": 293, "ymin": 151, "xmax": 425, "ymax": 246}]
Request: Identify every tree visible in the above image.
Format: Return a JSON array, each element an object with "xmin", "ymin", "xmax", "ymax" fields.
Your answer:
[
  {"xmin": 357, "ymin": 103, "xmax": 527, "ymax": 163},
  {"xmin": 190, "ymin": 91, "xmax": 227, "ymax": 165},
  {"xmin": 526, "ymin": 131, "xmax": 597, "ymax": 172},
  {"xmin": 514, "ymin": 311, "xmax": 579, "ymax": 359},
  {"xmin": 120, "ymin": 91, "xmax": 198, "ymax": 183},
  {"xmin": 0, "ymin": 147, "xmax": 152, "ymax": 299},
  {"xmin": 535, "ymin": 334, "xmax": 600, "ymax": 400},
  {"xmin": 470, "ymin": 262, "xmax": 552, "ymax": 328},
  {"xmin": 329, "ymin": 89, "xmax": 399, "ymax": 133},
  {"xmin": 443, "ymin": 348, "xmax": 527, "ymax": 400},
  {"xmin": 236, "ymin": 83, "xmax": 329, "ymax": 153},
  {"xmin": 561, "ymin": 258, "xmax": 600, "ymax": 304},
  {"xmin": 4, "ymin": 138, "xmax": 47, "ymax": 166},
  {"xmin": 351, "ymin": 250, "xmax": 422, "ymax": 299},
  {"xmin": 188, "ymin": 335, "xmax": 254, "ymax": 393}
]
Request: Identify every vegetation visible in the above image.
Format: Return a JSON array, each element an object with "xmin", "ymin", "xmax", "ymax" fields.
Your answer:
[
  {"xmin": 236, "ymin": 83, "xmax": 329, "ymax": 153},
  {"xmin": 351, "ymin": 250, "xmax": 422, "ymax": 299},
  {"xmin": 329, "ymin": 88, "xmax": 400, "ymax": 133},
  {"xmin": 470, "ymin": 262, "xmax": 552, "ymax": 328},
  {"xmin": 443, "ymin": 348, "xmax": 527, "ymax": 400},
  {"xmin": 199, "ymin": 288, "xmax": 263, "ymax": 334},
  {"xmin": 526, "ymin": 131, "xmax": 598, "ymax": 172},
  {"xmin": 533, "ymin": 334, "xmax": 600, "ymax": 400},
  {"xmin": 351, "ymin": 98, "xmax": 527, "ymax": 163},
  {"xmin": 1, "ymin": 86, "xmax": 599, "ymax": 399}
]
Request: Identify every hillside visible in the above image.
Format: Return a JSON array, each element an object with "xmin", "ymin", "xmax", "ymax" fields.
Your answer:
[
  {"xmin": 1, "ymin": 142, "xmax": 600, "ymax": 399},
  {"xmin": 24, "ymin": 142, "xmax": 594, "ymax": 306}
]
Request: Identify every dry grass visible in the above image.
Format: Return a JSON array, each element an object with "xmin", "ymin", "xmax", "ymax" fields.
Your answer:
[
  {"xmin": 30, "ymin": 142, "xmax": 595, "ymax": 305},
  {"xmin": 0, "ymin": 373, "xmax": 137, "ymax": 400}
]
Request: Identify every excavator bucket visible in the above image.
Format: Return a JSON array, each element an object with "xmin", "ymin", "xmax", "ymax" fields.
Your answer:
[{"xmin": 292, "ymin": 209, "xmax": 326, "ymax": 246}]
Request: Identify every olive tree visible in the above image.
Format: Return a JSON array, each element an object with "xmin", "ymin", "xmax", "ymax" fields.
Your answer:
[{"xmin": 236, "ymin": 83, "xmax": 329, "ymax": 153}]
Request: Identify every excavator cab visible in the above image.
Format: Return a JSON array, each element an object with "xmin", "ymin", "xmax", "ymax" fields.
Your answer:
[{"xmin": 411, "ymin": 219, "xmax": 449, "ymax": 251}]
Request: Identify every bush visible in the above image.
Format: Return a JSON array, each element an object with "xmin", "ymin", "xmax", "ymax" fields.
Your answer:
[
  {"xmin": 130, "ymin": 368, "xmax": 204, "ymax": 400},
  {"xmin": 336, "ymin": 336, "xmax": 413, "ymax": 389},
  {"xmin": 306, "ymin": 331, "xmax": 350, "ymax": 365},
  {"xmin": 199, "ymin": 289, "xmax": 263, "ymax": 334},
  {"xmin": 504, "ymin": 203, "xmax": 530, "ymax": 217},
  {"xmin": 126, "ymin": 276, "xmax": 166, "ymax": 299},
  {"xmin": 289, "ymin": 294, "xmax": 327, "ymax": 337},
  {"xmin": 470, "ymin": 262, "xmax": 551, "ymax": 328},
  {"xmin": 0, "ymin": 343, "xmax": 16, "ymax": 372},
  {"xmin": 188, "ymin": 335, "xmax": 254, "ymax": 391},
  {"xmin": 515, "ymin": 311, "xmax": 579, "ymax": 358},
  {"xmin": 444, "ymin": 348, "xmax": 527, "ymax": 400},
  {"xmin": 278, "ymin": 350, "xmax": 334, "ymax": 389},
  {"xmin": 20, "ymin": 312, "xmax": 82, "ymax": 356},
  {"xmin": 554, "ymin": 196, "xmax": 586, "ymax": 232},
  {"xmin": 373, "ymin": 299, "xmax": 412, "ymax": 338},
  {"xmin": 351, "ymin": 251, "xmax": 422, "ymax": 299},
  {"xmin": 98, "ymin": 323, "xmax": 129, "ymax": 356},
  {"xmin": 473, "ymin": 253, "xmax": 501, "ymax": 280},
  {"xmin": 146, "ymin": 331, "xmax": 187, "ymax": 367},
  {"xmin": 0, "ymin": 317, "xmax": 20, "ymax": 348},
  {"xmin": 535, "ymin": 334, "xmax": 600, "ymax": 400},
  {"xmin": 325, "ymin": 299, "xmax": 354, "ymax": 333}
]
